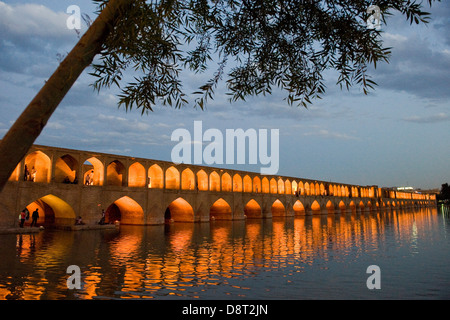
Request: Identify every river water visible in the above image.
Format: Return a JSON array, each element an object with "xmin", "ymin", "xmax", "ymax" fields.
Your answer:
[{"xmin": 1, "ymin": 206, "xmax": 449, "ymax": 300}]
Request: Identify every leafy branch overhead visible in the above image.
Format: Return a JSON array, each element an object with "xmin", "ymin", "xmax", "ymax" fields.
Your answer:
[{"xmin": 89, "ymin": 0, "xmax": 438, "ymax": 112}]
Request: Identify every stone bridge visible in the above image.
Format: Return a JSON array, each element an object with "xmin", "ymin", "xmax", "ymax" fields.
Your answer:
[{"xmin": 0, "ymin": 144, "xmax": 436, "ymax": 228}]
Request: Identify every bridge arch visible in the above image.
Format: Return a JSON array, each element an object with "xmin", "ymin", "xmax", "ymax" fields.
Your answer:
[
  {"xmin": 244, "ymin": 199, "xmax": 262, "ymax": 218},
  {"xmin": 165, "ymin": 166, "xmax": 180, "ymax": 189},
  {"xmin": 210, "ymin": 198, "xmax": 232, "ymax": 220},
  {"xmin": 270, "ymin": 178, "xmax": 277, "ymax": 194},
  {"xmin": 181, "ymin": 168, "xmax": 195, "ymax": 190},
  {"xmin": 338, "ymin": 200, "xmax": 346, "ymax": 211},
  {"xmin": 293, "ymin": 200, "xmax": 305, "ymax": 215},
  {"xmin": 148, "ymin": 164, "xmax": 163, "ymax": 188},
  {"xmin": 243, "ymin": 175, "xmax": 252, "ymax": 193},
  {"xmin": 272, "ymin": 199, "xmax": 286, "ymax": 217},
  {"xmin": 24, "ymin": 151, "xmax": 51, "ymax": 183},
  {"xmin": 305, "ymin": 182, "xmax": 310, "ymax": 196},
  {"xmin": 262, "ymin": 177, "xmax": 269, "ymax": 193},
  {"xmin": 311, "ymin": 200, "xmax": 321, "ymax": 214},
  {"xmin": 326, "ymin": 200, "xmax": 334, "ymax": 214},
  {"xmin": 128, "ymin": 162, "xmax": 146, "ymax": 187},
  {"xmin": 55, "ymin": 154, "xmax": 78, "ymax": 184},
  {"xmin": 25, "ymin": 194, "xmax": 76, "ymax": 226},
  {"xmin": 105, "ymin": 196, "xmax": 144, "ymax": 225},
  {"xmin": 165, "ymin": 197, "xmax": 194, "ymax": 222},
  {"xmin": 277, "ymin": 178, "xmax": 285, "ymax": 194},
  {"xmin": 233, "ymin": 174, "xmax": 242, "ymax": 192},
  {"xmin": 210, "ymin": 171, "xmax": 220, "ymax": 191},
  {"xmin": 83, "ymin": 157, "xmax": 104, "ymax": 186},
  {"xmin": 285, "ymin": 180, "xmax": 292, "ymax": 195},
  {"xmin": 253, "ymin": 176, "xmax": 261, "ymax": 193},
  {"xmin": 221, "ymin": 172, "xmax": 232, "ymax": 192},
  {"xmin": 106, "ymin": 160, "xmax": 126, "ymax": 186},
  {"xmin": 196, "ymin": 169, "xmax": 208, "ymax": 191}
]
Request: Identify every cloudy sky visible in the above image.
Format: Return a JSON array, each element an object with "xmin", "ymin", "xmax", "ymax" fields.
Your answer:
[{"xmin": 0, "ymin": 0, "xmax": 449, "ymax": 190}]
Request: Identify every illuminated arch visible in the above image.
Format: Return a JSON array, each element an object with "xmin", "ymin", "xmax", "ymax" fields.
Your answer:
[
  {"xmin": 270, "ymin": 178, "xmax": 277, "ymax": 194},
  {"xmin": 24, "ymin": 151, "xmax": 51, "ymax": 183},
  {"xmin": 277, "ymin": 178, "xmax": 285, "ymax": 194},
  {"xmin": 196, "ymin": 170, "xmax": 208, "ymax": 191},
  {"xmin": 243, "ymin": 175, "xmax": 252, "ymax": 193},
  {"xmin": 165, "ymin": 166, "xmax": 180, "ymax": 189},
  {"xmin": 165, "ymin": 197, "xmax": 194, "ymax": 222},
  {"xmin": 105, "ymin": 196, "xmax": 144, "ymax": 225},
  {"xmin": 181, "ymin": 168, "xmax": 195, "ymax": 190},
  {"xmin": 221, "ymin": 172, "xmax": 232, "ymax": 192},
  {"xmin": 106, "ymin": 160, "xmax": 125, "ymax": 186},
  {"xmin": 55, "ymin": 154, "xmax": 78, "ymax": 183},
  {"xmin": 311, "ymin": 200, "xmax": 321, "ymax": 214},
  {"xmin": 293, "ymin": 200, "xmax": 305, "ymax": 215},
  {"xmin": 9, "ymin": 163, "xmax": 21, "ymax": 181},
  {"xmin": 253, "ymin": 176, "xmax": 261, "ymax": 193},
  {"xmin": 128, "ymin": 162, "xmax": 146, "ymax": 187},
  {"xmin": 262, "ymin": 177, "xmax": 270, "ymax": 193},
  {"xmin": 298, "ymin": 181, "xmax": 304, "ymax": 195},
  {"xmin": 349, "ymin": 201, "xmax": 356, "ymax": 212},
  {"xmin": 244, "ymin": 199, "xmax": 262, "ymax": 218},
  {"xmin": 271, "ymin": 199, "xmax": 285, "ymax": 217},
  {"xmin": 83, "ymin": 157, "xmax": 104, "ymax": 186},
  {"xmin": 210, "ymin": 198, "xmax": 232, "ymax": 220},
  {"xmin": 315, "ymin": 183, "xmax": 320, "ymax": 196},
  {"xmin": 320, "ymin": 183, "xmax": 325, "ymax": 196},
  {"xmin": 339, "ymin": 200, "xmax": 346, "ymax": 211},
  {"xmin": 210, "ymin": 171, "xmax": 220, "ymax": 191},
  {"xmin": 304, "ymin": 182, "xmax": 310, "ymax": 196},
  {"xmin": 326, "ymin": 200, "xmax": 334, "ymax": 214},
  {"xmin": 233, "ymin": 174, "xmax": 242, "ymax": 192},
  {"xmin": 148, "ymin": 164, "xmax": 163, "ymax": 188},
  {"xmin": 285, "ymin": 179, "xmax": 292, "ymax": 195},
  {"xmin": 291, "ymin": 181, "xmax": 298, "ymax": 195},
  {"xmin": 26, "ymin": 194, "xmax": 76, "ymax": 226}
]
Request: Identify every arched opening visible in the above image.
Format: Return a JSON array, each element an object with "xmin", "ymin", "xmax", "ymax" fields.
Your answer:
[
  {"xmin": 271, "ymin": 199, "xmax": 285, "ymax": 217},
  {"xmin": 339, "ymin": 200, "xmax": 346, "ymax": 211},
  {"xmin": 270, "ymin": 178, "xmax": 277, "ymax": 194},
  {"xmin": 148, "ymin": 164, "xmax": 163, "ymax": 188},
  {"xmin": 253, "ymin": 176, "xmax": 261, "ymax": 193},
  {"xmin": 326, "ymin": 200, "xmax": 334, "ymax": 214},
  {"xmin": 210, "ymin": 171, "xmax": 220, "ymax": 191},
  {"xmin": 83, "ymin": 157, "xmax": 104, "ymax": 186},
  {"xmin": 285, "ymin": 180, "xmax": 292, "ymax": 195},
  {"xmin": 244, "ymin": 199, "xmax": 262, "ymax": 218},
  {"xmin": 105, "ymin": 196, "xmax": 144, "ymax": 225},
  {"xmin": 106, "ymin": 160, "xmax": 125, "ymax": 186},
  {"xmin": 262, "ymin": 177, "xmax": 270, "ymax": 193},
  {"xmin": 165, "ymin": 197, "xmax": 194, "ymax": 222},
  {"xmin": 320, "ymin": 183, "xmax": 325, "ymax": 196},
  {"xmin": 165, "ymin": 166, "xmax": 180, "ymax": 189},
  {"xmin": 24, "ymin": 151, "xmax": 51, "ymax": 183},
  {"xmin": 221, "ymin": 172, "xmax": 232, "ymax": 191},
  {"xmin": 181, "ymin": 168, "xmax": 195, "ymax": 190},
  {"xmin": 277, "ymin": 178, "xmax": 285, "ymax": 194},
  {"xmin": 305, "ymin": 182, "xmax": 310, "ymax": 196},
  {"xmin": 128, "ymin": 162, "xmax": 146, "ymax": 187},
  {"xmin": 349, "ymin": 201, "xmax": 356, "ymax": 212},
  {"xmin": 311, "ymin": 200, "xmax": 321, "ymax": 214},
  {"xmin": 293, "ymin": 200, "xmax": 305, "ymax": 215},
  {"xmin": 298, "ymin": 181, "xmax": 304, "ymax": 195},
  {"xmin": 359, "ymin": 201, "xmax": 365, "ymax": 210},
  {"xmin": 25, "ymin": 194, "xmax": 76, "ymax": 226},
  {"xmin": 315, "ymin": 183, "xmax": 320, "ymax": 196},
  {"xmin": 196, "ymin": 170, "xmax": 208, "ymax": 191},
  {"xmin": 292, "ymin": 181, "xmax": 298, "ymax": 195},
  {"xmin": 210, "ymin": 198, "xmax": 232, "ymax": 220},
  {"xmin": 233, "ymin": 174, "xmax": 242, "ymax": 192},
  {"xmin": 243, "ymin": 175, "xmax": 252, "ymax": 192},
  {"xmin": 55, "ymin": 154, "xmax": 78, "ymax": 184}
]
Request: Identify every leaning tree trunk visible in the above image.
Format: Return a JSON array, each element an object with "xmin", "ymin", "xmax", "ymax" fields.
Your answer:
[{"xmin": 0, "ymin": 0, "xmax": 132, "ymax": 192}]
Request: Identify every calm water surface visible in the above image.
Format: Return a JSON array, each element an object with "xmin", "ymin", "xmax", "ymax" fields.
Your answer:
[{"xmin": 1, "ymin": 207, "xmax": 449, "ymax": 300}]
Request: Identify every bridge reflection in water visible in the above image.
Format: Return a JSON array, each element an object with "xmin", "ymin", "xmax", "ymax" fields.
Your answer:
[{"xmin": 0, "ymin": 207, "xmax": 442, "ymax": 299}]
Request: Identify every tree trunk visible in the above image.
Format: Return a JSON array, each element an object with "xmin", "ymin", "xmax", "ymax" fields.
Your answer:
[{"xmin": 0, "ymin": 0, "xmax": 132, "ymax": 192}]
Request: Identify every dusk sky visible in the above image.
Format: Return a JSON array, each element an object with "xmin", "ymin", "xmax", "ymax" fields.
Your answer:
[{"xmin": 0, "ymin": 0, "xmax": 449, "ymax": 190}]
